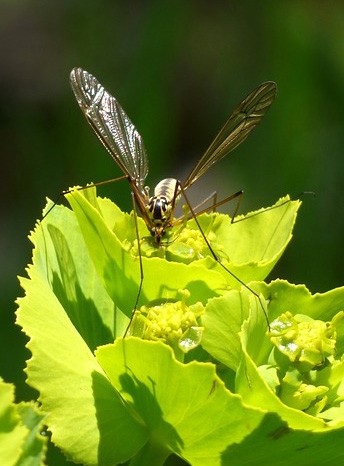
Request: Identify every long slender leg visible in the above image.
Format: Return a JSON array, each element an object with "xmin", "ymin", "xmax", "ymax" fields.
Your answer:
[
  {"xmin": 123, "ymin": 192, "xmax": 144, "ymax": 337},
  {"xmin": 177, "ymin": 182, "xmax": 270, "ymax": 329},
  {"xmin": 41, "ymin": 175, "xmax": 129, "ymax": 220},
  {"xmin": 180, "ymin": 189, "xmax": 310, "ymax": 226},
  {"xmin": 191, "ymin": 191, "xmax": 218, "ymax": 214},
  {"xmin": 230, "ymin": 191, "xmax": 244, "ymax": 223},
  {"xmin": 173, "ymin": 190, "xmax": 244, "ymax": 226},
  {"xmin": 211, "ymin": 192, "xmax": 218, "ymax": 213},
  {"xmin": 231, "ymin": 191, "xmax": 315, "ymax": 224},
  {"xmin": 175, "ymin": 192, "xmax": 218, "ymax": 233},
  {"xmin": 230, "ymin": 192, "xmax": 313, "ymax": 224}
]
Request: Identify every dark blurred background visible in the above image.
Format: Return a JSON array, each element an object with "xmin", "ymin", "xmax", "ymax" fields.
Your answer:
[{"xmin": 1, "ymin": 0, "xmax": 344, "ymax": 449}]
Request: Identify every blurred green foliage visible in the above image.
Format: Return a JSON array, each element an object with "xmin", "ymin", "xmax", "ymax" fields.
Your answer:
[{"xmin": 1, "ymin": 0, "xmax": 344, "ymax": 438}]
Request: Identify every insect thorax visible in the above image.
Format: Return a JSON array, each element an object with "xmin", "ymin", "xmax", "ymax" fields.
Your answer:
[{"xmin": 146, "ymin": 178, "xmax": 179, "ymax": 239}]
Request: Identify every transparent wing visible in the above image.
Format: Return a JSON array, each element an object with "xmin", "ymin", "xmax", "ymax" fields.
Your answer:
[
  {"xmin": 70, "ymin": 68, "xmax": 148, "ymax": 191},
  {"xmin": 183, "ymin": 81, "xmax": 277, "ymax": 189}
]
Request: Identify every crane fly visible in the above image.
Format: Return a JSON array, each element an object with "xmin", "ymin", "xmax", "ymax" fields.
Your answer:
[
  {"xmin": 69, "ymin": 68, "xmax": 277, "ymax": 328},
  {"xmin": 70, "ymin": 68, "xmax": 276, "ymax": 243}
]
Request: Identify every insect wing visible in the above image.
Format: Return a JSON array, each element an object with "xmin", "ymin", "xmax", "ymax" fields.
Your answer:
[
  {"xmin": 183, "ymin": 81, "xmax": 277, "ymax": 189},
  {"xmin": 70, "ymin": 68, "xmax": 148, "ymax": 192}
]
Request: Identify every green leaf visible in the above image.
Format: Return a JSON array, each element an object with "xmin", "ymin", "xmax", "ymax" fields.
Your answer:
[
  {"xmin": 256, "ymin": 279, "xmax": 344, "ymax": 323},
  {"xmin": 95, "ymin": 338, "xmax": 266, "ymax": 466},
  {"xmin": 0, "ymin": 381, "xmax": 47, "ymax": 466},
  {"xmin": 0, "ymin": 380, "xmax": 27, "ymax": 466},
  {"xmin": 31, "ymin": 199, "xmax": 117, "ymax": 348},
  {"xmin": 314, "ymin": 358, "xmax": 344, "ymax": 425},
  {"xmin": 20, "ymin": 185, "xmax": 344, "ymax": 465},
  {"xmin": 66, "ymin": 188, "xmax": 227, "ymax": 317},
  {"xmin": 16, "ymin": 402, "xmax": 47, "ymax": 466},
  {"xmin": 16, "ymin": 267, "xmax": 148, "ymax": 465},
  {"xmin": 201, "ymin": 290, "xmax": 251, "ymax": 371},
  {"xmin": 234, "ymin": 280, "xmax": 344, "ymax": 430},
  {"xmin": 201, "ymin": 287, "xmax": 272, "ymax": 371},
  {"xmin": 318, "ymin": 404, "xmax": 344, "ymax": 425},
  {"xmin": 236, "ymin": 304, "xmax": 328, "ymax": 431},
  {"xmin": 66, "ymin": 189, "xmax": 300, "ymax": 317},
  {"xmin": 188, "ymin": 195, "xmax": 301, "ymax": 286},
  {"xmin": 203, "ymin": 280, "xmax": 344, "ymax": 432},
  {"xmin": 221, "ymin": 412, "xmax": 344, "ymax": 466}
]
